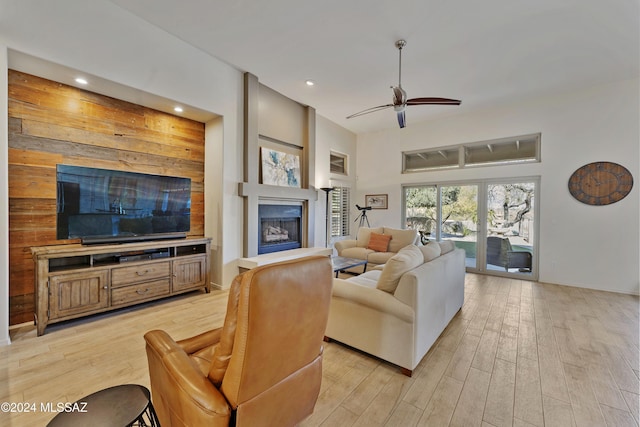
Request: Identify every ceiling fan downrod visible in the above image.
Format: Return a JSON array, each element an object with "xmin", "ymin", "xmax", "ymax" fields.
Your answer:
[{"xmin": 395, "ymin": 39, "xmax": 406, "ymax": 87}]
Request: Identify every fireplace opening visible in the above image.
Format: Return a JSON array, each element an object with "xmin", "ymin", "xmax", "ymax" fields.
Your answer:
[{"xmin": 258, "ymin": 204, "xmax": 303, "ymax": 254}]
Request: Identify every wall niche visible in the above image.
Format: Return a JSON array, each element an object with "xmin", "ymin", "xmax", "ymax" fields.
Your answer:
[{"xmin": 8, "ymin": 70, "xmax": 206, "ymax": 325}]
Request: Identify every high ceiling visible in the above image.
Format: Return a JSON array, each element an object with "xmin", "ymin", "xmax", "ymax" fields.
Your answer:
[
  {"xmin": 107, "ymin": 0, "xmax": 639, "ymax": 134},
  {"xmin": 7, "ymin": 1, "xmax": 638, "ymax": 135}
]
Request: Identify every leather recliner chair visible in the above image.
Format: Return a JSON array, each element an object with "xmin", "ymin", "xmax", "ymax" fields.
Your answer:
[{"xmin": 144, "ymin": 256, "xmax": 333, "ymax": 427}]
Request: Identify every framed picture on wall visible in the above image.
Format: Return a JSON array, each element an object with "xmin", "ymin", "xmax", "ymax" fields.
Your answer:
[
  {"xmin": 365, "ymin": 194, "xmax": 388, "ymax": 209},
  {"xmin": 260, "ymin": 147, "xmax": 301, "ymax": 188}
]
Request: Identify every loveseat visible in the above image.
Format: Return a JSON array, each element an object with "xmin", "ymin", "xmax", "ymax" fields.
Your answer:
[
  {"xmin": 334, "ymin": 226, "xmax": 420, "ymax": 268},
  {"xmin": 325, "ymin": 241, "xmax": 465, "ymax": 376}
]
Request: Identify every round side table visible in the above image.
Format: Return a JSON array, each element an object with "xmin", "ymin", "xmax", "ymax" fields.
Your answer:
[{"xmin": 47, "ymin": 384, "xmax": 159, "ymax": 427}]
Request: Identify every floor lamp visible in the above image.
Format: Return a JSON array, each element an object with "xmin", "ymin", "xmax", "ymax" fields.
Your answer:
[{"xmin": 320, "ymin": 187, "xmax": 334, "ymax": 248}]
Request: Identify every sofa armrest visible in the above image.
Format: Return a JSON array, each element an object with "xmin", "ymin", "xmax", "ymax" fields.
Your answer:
[
  {"xmin": 334, "ymin": 239, "xmax": 356, "ymax": 255},
  {"xmin": 332, "ymin": 279, "xmax": 414, "ymax": 322}
]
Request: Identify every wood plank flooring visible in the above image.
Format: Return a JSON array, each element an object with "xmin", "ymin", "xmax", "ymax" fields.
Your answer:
[{"xmin": 1, "ymin": 273, "xmax": 638, "ymax": 426}]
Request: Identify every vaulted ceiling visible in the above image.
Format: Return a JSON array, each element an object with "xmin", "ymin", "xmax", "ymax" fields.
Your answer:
[
  {"xmin": 108, "ymin": 0, "xmax": 639, "ymax": 134},
  {"xmin": 3, "ymin": 1, "xmax": 638, "ymax": 134}
]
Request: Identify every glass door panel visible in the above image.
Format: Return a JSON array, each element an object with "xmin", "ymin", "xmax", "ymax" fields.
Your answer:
[
  {"xmin": 441, "ymin": 185, "xmax": 478, "ymax": 268},
  {"xmin": 485, "ymin": 182, "xmax": 535, "ymax": 276},
  {"xmin": 404, "ymin": 186, "xmax": 437, "ymax": 244}
]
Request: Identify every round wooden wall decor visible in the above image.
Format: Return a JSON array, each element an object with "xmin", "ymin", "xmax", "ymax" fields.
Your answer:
[{"xmin": 568, "ymin": 161, "xmax": 633, "ymax": 205}]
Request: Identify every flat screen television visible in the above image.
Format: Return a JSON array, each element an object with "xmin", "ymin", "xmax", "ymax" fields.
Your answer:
[{"xmin": 56, "ymin": 164, "xmax": 191, "ymax": 244}]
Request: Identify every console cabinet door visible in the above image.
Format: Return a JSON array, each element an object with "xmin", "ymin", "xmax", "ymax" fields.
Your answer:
[
  {"xmin": 172, "ymin": 256, "xmax": 206, "ymax": 292},
  {"xmin": 49, "ymin": 270, "xmax": 109, "ymax": 320}
]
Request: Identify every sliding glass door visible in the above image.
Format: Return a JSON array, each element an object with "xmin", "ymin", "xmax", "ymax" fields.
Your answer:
[
  {"xmin": 440, "ymin": 185, "xmax": 478, "ymax": 268},
  {"xmin": 404, "ymin": 186, "xmax": 437, "ymax": 243},
  {"xmin": 485, "ymin": 182, "xmax": 535, "ymax": 275},
  {"xmin": 403, "ymin": 178, "xmax": 538, "ymax": 279},
  {"xmin": 403, "ymin": 184, "xmax": 478, "ymax": 268}
]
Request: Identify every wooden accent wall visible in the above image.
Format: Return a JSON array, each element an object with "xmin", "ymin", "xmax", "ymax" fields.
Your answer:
[{"xmin": 8, "ymin": 70, "xmax": 206, "ymax": 325}]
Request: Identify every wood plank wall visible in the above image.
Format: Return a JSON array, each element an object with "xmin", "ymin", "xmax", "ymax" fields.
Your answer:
[{"xmin": 8, "ymin": 70, "xmax": 206, "ymax": 325}]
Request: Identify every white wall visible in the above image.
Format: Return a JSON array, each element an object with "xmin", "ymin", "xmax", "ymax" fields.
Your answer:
[
  {"xmin": 356, "ymin": 78, "xmax": 639, "ymax": 294},
  {"xmin": 315, "ymin": 115, "xmax": 357, "ymax": 248},
  {"xmin": 0, "ymin": 0, "xmax": 245, "ymax": 340}
]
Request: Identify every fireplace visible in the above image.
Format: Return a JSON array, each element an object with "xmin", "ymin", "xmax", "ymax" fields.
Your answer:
[{"xmin": 258, "ymin": 204, "xmax": 303, "ymax": 254}]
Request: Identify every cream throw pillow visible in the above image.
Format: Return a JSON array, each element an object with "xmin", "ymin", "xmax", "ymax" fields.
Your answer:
[
  {"xmin": 376, "ymin": 245, "xmax": 424, "ymax": 293},
  {"xmin": 420, "ymin": 242, "xmax": 441, "ymax": 262}
]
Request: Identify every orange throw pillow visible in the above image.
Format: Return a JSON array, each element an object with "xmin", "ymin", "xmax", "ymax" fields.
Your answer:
[{"xmin": 367, "ymin": 232, "xmax": 392, "ymax": 252}]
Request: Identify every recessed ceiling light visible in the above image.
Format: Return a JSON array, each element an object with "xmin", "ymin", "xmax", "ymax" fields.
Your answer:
[
  {"xmin": 75, "ymin": 77, "xmax": 88, "ymax": 85},
  {"xmin": 174, "ymin": 106, "xmax": 184, "ymax": 113},
  {"xmin": 305, "ymin": 80, "xmax": 315, "ymax": 86}
]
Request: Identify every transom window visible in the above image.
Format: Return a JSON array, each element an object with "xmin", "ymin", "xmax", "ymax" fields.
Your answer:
[
  {"xmin": 330, "ymin": 151, "xmax": 348, "ymax": 175},
  {"xmin": 403, "ymin": 133, "xmax": 540, "ymax": 173}
]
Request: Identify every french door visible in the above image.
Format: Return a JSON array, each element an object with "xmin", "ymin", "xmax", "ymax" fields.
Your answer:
[{"xmin": 403, "ymin": 178, "xmax": 538, "ymax": 279}]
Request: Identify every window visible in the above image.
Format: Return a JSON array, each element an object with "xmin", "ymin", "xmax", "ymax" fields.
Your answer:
[
  {"xmin": 330, "ymin": 151, "xmax": 348, "ymax": 175},
  {"xmin": 402, "ymin": 133, "xmax": 540, "ymax": 173},
  {"xmin": 404, "ymin": 148, "xmax": 459, "ymax": 171},
  {"xmin": 330, "ymin": 186, "xmax": 350, "ymax": 237}
]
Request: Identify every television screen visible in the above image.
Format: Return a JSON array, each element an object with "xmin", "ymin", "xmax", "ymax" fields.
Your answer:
[{"xmin": 56, "ymin": 165, "xmax": 191, "ymax": 244}]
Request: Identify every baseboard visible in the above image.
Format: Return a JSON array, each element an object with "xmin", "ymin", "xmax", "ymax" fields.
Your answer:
[
  {"xmin": 209, "ymin": 281, "xmax": 229, "ymax": 291},
  {"xmin": 539, "ymin": 279, "xmax": 639, "ymax": 296}
]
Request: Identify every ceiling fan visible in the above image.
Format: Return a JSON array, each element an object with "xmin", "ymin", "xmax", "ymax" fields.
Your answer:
[{"xmin": 346, "ymin": 39, "xmax": 461, "ymax": 128}]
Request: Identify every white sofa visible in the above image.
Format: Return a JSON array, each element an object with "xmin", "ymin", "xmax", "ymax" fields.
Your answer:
[
  {"xmin": 334, "ymin": 226, "xmax": 420, "ymax": 268},
  {"xmin": 325, "ymin": 241, "xmax": 465, "ymax": 376}
]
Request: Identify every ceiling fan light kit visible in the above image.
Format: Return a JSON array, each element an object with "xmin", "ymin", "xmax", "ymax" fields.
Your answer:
[{"xmin": 347, "ymin": 39, "xmax": 461, "ymax": 128}]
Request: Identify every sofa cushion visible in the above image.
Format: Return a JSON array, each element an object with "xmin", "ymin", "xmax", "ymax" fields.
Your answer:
[
  {"xmin": 420, "ymin": 242, "xmax": 442, "ymax": 262},
  {"xmin": 367, "ymin": 251, "xmax": 395, "ymax": 265},
  {"xmin": 384, "ymin": 228, "xmax": 419, "ymax": 252},
  {"xmin": 341, "ymin": 247, "xmax": 374, "ymax": 260},
  {"xmin": 356, "ymin": 227, "xmax": 384, "ymax": 248},
  {"xmin": 376, "ymin": 245, "xmax": 424, "ymax": 293},
  {"xmin": 343, "ymin": 270, "xmax": 381, "ymax": 288},
  {"xmin": 438, "ymin": 240, "xmax": 456, "ymax": 254},
  {"xmin": 367, "ymin": 232, "xmax": 392, "ymax": 252}
]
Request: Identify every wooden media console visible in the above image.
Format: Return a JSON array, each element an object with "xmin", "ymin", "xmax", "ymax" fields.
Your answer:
[{"xmin": 31, "ymin": 237, "xmax": 211, "ymax": 335}]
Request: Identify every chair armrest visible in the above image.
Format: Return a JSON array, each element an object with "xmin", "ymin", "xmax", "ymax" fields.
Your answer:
[
  {"xmin": 334, "ymin": 240, "xmax": 357, "ymax": 254},
  {"xmin": 144, "ymin": 330, "xmax": 231, "ymax": 420},
  {"xmin": 177, "ymin": 328, "xmax": 223, "ymax": 354},
  {"xmin": 332, "ymin": 279, "xmax": 414, "ymax": 322},
  {"xmin": 507, "ymin": 251, "xmax": 532, "ymax": 269}
]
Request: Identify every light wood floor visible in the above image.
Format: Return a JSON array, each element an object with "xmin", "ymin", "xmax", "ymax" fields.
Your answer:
[{"xmin": 1, "ymin": 274, "xmax": 638, "ymax": 426}]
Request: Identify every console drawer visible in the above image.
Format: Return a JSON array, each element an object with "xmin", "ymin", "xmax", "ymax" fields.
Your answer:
[
  {"xmin": 111, "ymin": 279, "xmax": 170, "ymax": 306},
  {"xmin": 111, "ymin": 261, "xmax": 171, "ymax": 287}
]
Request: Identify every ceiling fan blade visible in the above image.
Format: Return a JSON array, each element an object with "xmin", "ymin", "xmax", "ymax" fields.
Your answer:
[
  {"xmin": 406, "ymin": 97, "xmax": 461, "ymax": 105},
  {"xmin": 397, "ymin": 110, "xmax": 406, "ymax": 128},
  {"xmin": 346, "ymin": 104, "xmax": 394, "ymax": 119}
]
